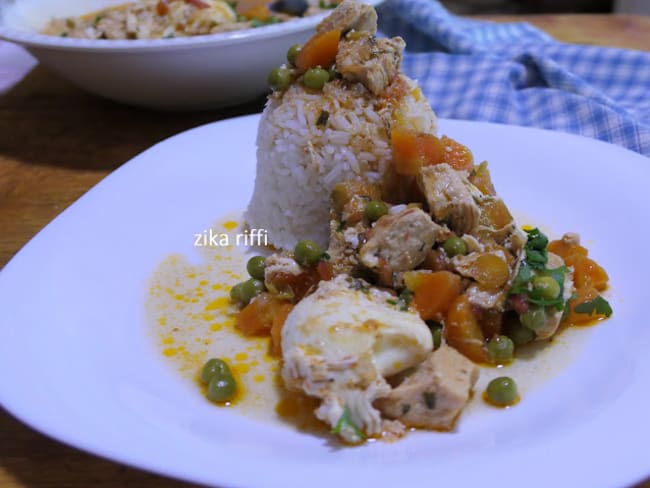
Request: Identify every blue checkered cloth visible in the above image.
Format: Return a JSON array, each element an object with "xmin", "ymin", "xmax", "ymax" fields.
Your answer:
[{"xmin": 377, "ymin": 0, "xmax": 650, "ymax": 156}]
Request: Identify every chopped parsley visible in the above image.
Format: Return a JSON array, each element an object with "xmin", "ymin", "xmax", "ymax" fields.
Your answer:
[
  {"xmin": 388, "ymin": 289, "xmax": 413, "ymax": 311},
  {"xmin": 574, "ymin": 296, "xmax": 613, "ymax": 318},
  {"xmin": 348, "ymin": 278, "xmax": 370, "ymax": 293},
  {"xmin": 331, "ymin": 406, "xmax": 364, "ymax": 441},
  {"xmin": 316, "ymin": 110, "xmax": 330, "ymax": 126},
  {"xmin": 523, "ymin": 227, "xmax": 549, "ymax": 270}
]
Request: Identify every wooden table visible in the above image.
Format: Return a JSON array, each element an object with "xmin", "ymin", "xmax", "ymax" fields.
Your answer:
[{"xmin": 1, "ymin": 13, "xmax": 649, "ymax": 488}]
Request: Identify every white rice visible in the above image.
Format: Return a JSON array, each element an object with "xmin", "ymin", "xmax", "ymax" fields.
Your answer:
[{"xmin": 245, "ymin": 75, "xmax": 438, "ymax": 250}]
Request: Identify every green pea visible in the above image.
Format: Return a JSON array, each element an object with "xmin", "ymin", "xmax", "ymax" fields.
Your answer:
[
  {"xmin": 520, "ymin": 307, "xmax": 547, "ymax": 333},
  {"xmin": 246, "ymin": 255, "xmax": 266, "ymax": 280},
  {"xmin": 486, "ymin": 376, "xmax": 518, "ymax": 406},
  {"xmin": 506, "ymin": 322, "xmax": 535, "ymax": 346},
  {"xmin": 442, "ymin": 236, "xmax": 468, "ymax": 258},
  {"xmin": 487, "ymin": 335, "xmax": 514, "ymax": 363},
  {"xmin": 287, "ymin": 44, "xmax": 301, "ymax": 66},
  {"xmin": 294, "ymin": 239, "xmax": 323, "ymax": 266},
  {"xmin": 201, "ymin": 358, "xmax": 230, "ymax": 384},
  {"xmin": 365, "ymin": 200, "xmax": 388, "ymax": 222},
  {"xmin": 532, "ymin": 275, "xmax": 561, "ymax": 300},
  {"xmin": 268, "ymin": 67, "xmax": 291, "ymax": 91},
  {"xmin": 239, "ymin": 278, "xmax": 266, "ymax": 305},
  {"xmin": 229, "ymin": 282, "xmax": 245, "ymax": 303},
  {"xmin": 207, "ymin": 374, "xmax": 237, "ymax": 402},
  {"xmin": 427, "ymin": 322, "xmax": 442, "ymax": 350},
  {"xmin": 303, "ymin": 67, "xmax": 330, "ymax": 90}
]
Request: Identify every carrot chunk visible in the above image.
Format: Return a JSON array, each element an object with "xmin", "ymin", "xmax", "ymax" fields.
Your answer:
[
  {"xmin": 404, "ymin": 271, "xmax": 462, "ymax": 321},
  {"xmin": 391, "ymin": 129, "xmax": 444, "ymax": 176},
  {"xmin": 440, "ymin": 136, "xmax": 474, "ymax": 171},
  {"xmin": 270, "ymin": 303, "xmax": 293, "ymax": 356},
  {"xmin": 445, "ymin": 294, "xmax": 490, "ymax": 363},
  {"xmin": 295, "ymin": 29, "xmax": 341, "ymax": 71},
  {"xmin": 236, "ymin": 293, "xmax": 289, "ymax": 336},
  {"xmin": 240, "ymin": 4, "xmax": 271, "ymax": 20},
  {"xmin": 572, "ymin": 256, "xmax": 609, "ymax": 291}
]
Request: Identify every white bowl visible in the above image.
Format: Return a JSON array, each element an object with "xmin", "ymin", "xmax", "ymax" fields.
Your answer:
[{"xmin": 0, "ymin": 0, "xmax": 382, "ymax": 110}]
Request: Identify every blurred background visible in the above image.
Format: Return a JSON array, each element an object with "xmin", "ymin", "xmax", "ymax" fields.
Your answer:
[{"xmin": 441, "ymin": 0, "xmax": 649, "ymax": 14}]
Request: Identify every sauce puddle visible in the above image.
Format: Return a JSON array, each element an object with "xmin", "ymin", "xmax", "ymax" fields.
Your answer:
[{"xmin": 146, "ymin": 211, "xmax": 597, "ymax": 436}]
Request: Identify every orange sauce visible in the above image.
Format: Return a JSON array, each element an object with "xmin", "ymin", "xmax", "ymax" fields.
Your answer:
[
  {"xmin": 275, "ymin": 390, "xmax": 329, "ymax": 435},
  {"xmin": 481, "ymin": 390, "xmax": 521, "ymax": 408}
]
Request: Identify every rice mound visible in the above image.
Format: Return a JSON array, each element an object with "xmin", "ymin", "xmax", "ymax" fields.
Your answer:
[{"xmin": 245, "ymin": 75, "xmax": 437, "ymax": 250}]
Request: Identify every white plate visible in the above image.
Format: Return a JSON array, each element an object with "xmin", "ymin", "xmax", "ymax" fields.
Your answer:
[
  {"xmin": 0, "ymin": 0, "xmax": 381, "ymax": 109},
  {"xmin": 1, "ymin": 115, "xmax": 649, "ymax": 488}
]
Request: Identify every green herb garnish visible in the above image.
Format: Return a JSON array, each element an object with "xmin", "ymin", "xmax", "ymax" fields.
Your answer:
[
  {"xmin": 574, "ymin": 296, "xmax": 613, "ymax": 318},
  {"xmin": 331, "ymin": 406, "xmax": 364, "ymax": 441},
  {"xmin": 395, "ymin": 289, "xmax": 412, "ymax": 312},
  {"xmin": 316, "ymin": 110, "xmax": 330, "ymax": 126}
]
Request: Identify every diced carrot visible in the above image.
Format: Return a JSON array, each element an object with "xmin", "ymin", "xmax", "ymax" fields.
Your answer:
[
  {"xmin": 236, "ymin": 292, "xmax": 294, "ymax": 347},
  {"xmin": 236, "ymin": 293, "xmax": 275, "ymax": 336},
  {"xmin": 572, "ymin": 256, "xmax": 609, "ymax": 291},
  {"xmin": 563, "ymin": 286, "xmax": 609, "ymax": 325},
  {"xmin": 270, "ymin": 303, "xmax": 293, "ymax": 356},
  {"xmin": 391, "ymin": 129, "xmax": 444, "ymax": 176},
  {"xmin": 470, "ymin": 254, "xmax": 510, "ymax": 290},
  {"xmin": 479, "ymin": 198, "xmax": 513, "ymax": 229},
  {"xmin": 548, "ymin": 239, "xmax": 588, "ymax": 262},
  {"xmin": 185, "ymin": 0, "xmax": 210, "ymax": 8},
  {"xmin": 404, "ymin": 271, "xmax": 462, "ymax": 321},
  {"xmin": 445, "ymin": 294, "xmax": 490, "ymax": 363},
  {"xmin": 440, "ymin": 136, "xmax": 474, "ymax": 171},
  {"xmin": 316, "ymin": 261, "xmax": 333, "ymax": 281},
  {"xmin": 469, "ymin": 161, "xmax": 496, "ymax": 195},
  {"xmin": 235, "ymin": 0, "xmax": 269, "ymax": 15},
  {"xmin": 295, "ymin": 29, "xmax": 341, "ymax": 71},
  {"xmin": 156, "ymin": 0, "xmax": 170, "ymax": 15},
  {"xmin": 240, "ymin": 3, "xmax": 271, "ymax": 20}
]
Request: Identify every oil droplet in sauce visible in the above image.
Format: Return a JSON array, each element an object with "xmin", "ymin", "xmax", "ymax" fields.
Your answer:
[{"xmin": 146, "ymin": 214, "xmax": 284, "ymax": 422}]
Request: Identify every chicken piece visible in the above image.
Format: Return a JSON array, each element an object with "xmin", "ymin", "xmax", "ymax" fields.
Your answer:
[
  {"xmin": 326, "ymin": 219, "xmax": 365, "ymax": 276},
  {"xmin": 534, "ymin": 252, "xmax": 574, "ymax": 340},
  {"xmin": 465, "ymin": 284, "xmax": 506, "ymax": 310},
  {"xmin": 336, "ymin": 35, "xmax": 405, "ymax": 95},
  {"xmin": 561, "ymin": 232, "xmax": 580, "ymax": 246},
  {"xmin": 375, "ymin": 345, "xmax": 479, "ymax": 430},
  {"xmin": 316, "ymin": 0, "xmax": 377, "ymax": 34},
  {"xmin": 281, "ymin": 275, "xmax": 433, "ymax": 443},
  {"xmin": 418, "ymin": 164, "xmax": 482, "ymax": 235},
  {"xmin": 359, "ymin": 207, "xmax": 442, "ymax": 273}
]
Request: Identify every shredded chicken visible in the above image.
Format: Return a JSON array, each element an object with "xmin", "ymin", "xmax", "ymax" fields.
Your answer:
[
  {"xmin": 336, "ymin": 35, "xmax": 405, "ymax": 95},
  {"xmin": 359, "ymin": 207, "xmax": 442, "ymax": 273}
]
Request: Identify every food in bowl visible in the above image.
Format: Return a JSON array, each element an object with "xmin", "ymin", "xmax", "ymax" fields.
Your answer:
[
  {"xmin": 150, "ymin": 0, "xmax": 612, "ymax": 444},
  {"xmin": 41, "ymin": 0, "xmax": 335, "ymax": 39}
]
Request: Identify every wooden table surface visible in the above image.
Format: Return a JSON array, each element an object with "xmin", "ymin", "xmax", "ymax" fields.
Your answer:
[{"xmin": 1, "ymin": 13, "xmax": 649, "ymax": 488}]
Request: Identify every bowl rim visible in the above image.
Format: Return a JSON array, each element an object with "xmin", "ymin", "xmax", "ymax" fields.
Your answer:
[{"xmin": 0, "ymin": 0, "xmax": 383, "ymax": 52}]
